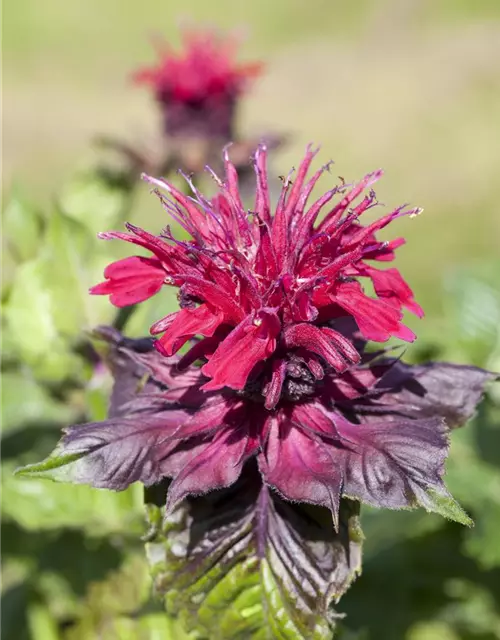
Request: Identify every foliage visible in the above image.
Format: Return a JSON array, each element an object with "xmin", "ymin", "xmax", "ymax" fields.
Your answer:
[
  {"xmin": 144, "ymin": 479, "xmax": 362, "ymax": 640},
  {"xmin": 1, "ymin": 175, "xmax": 160, "ymax": 639}
]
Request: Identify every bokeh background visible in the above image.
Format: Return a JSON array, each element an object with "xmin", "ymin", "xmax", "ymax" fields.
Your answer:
[{"xmin": 2, "ymin": 0, "xmax": 500, "ymax": 638}]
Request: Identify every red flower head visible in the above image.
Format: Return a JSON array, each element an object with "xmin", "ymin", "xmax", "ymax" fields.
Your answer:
[
  {"xmin": 91, "ymin": 145, "xmax": 424, "ymax": 410},
  {"xmin": 133, "ymin": 29, "xmax": 262, "ymax": 140}
]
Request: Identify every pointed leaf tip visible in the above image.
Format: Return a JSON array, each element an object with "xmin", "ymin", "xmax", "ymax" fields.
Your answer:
[
  {"xmin": 15, "ymin": 450, "xmax": 87, "ymax": 482},
  {"xmin": 424, "ymin": 488, "xmax": 474, "ymax": 527}
]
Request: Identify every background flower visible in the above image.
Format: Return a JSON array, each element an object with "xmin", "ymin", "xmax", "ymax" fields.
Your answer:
[{"xmin": 134, "ymin": 28, "xmax": 262, "ymax": 140}]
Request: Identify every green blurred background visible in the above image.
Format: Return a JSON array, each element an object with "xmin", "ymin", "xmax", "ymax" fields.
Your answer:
[{"xmin": 2, "ymin": 0, "xmax": 500, "ymax": 638}]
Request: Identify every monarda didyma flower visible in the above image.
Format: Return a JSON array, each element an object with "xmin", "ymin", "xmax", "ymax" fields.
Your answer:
[
  {"xmin": 91, "ymin": 146, "xmax": 422, "ymax": 410},
  {"xmin": 134, "ymin": 29, "xmax": 262, "ymax": 141},
  {"xmin": 98, "ymin": 28, "xmax": 282, "ymax": 189},
  {"xmin": 23, "ymin": 146, "xmax": 494, "ymax": 528}
]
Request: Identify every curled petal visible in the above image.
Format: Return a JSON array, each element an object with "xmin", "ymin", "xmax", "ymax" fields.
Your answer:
[
  {"xmin": 202, "ymin": 310, "xmax": 281, "ymax": 390},
  {"xmin": 154, "ymin": 305, "xmax": 224, "ymax": 356},
  {"xmin": 333, "ymin": 281, "xmax": 415, "ymax": 343},
  {"xmin": 176, "ymin": 335, "xmax": 222, "ymax": 370},
  {"xmin": 264, "ymin": 359, "xmax": 287, "ymax": 410},
  {"xmin": 97, "ymin": 227, "xmax": 176, "ymax": 265},
  {"xmin": 90, "ymin": 256, "xmax": 166, "ymax": 307},
  {"xmin": 365, "ymin": 266, "xmax": 424, "ymax": 317},
  {"xmin": 283, "ymin": 323, "xmax": 360, "ymax": 372}
]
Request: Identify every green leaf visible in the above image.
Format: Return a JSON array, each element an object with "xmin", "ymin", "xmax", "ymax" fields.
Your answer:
[
  {"xmin": 3, "ymin": 256, "xmax": 61, "ymax": 361},
  {"xmin": 443, "ymin": 268, "xmax": 500, "ymax": 368},
  {"xmin": 40, "ymin": 210, "xmax": 113, "ymax": 337},
  {"xmin": 444, "ymin": 418, "xmax": 500, "ymax": 568},
  {"xmin": 135, "ymin": 613, "xmax": 195, "ymax": 640},
  {"xmin": 2, "ymin": 209, "xmax": 114, "ymax": 377},
  {"xmin": 4, "ymin": 463, "xmax": 144, "ymax": 535},
  {"xmin": 439, "ymin": 579, "xmax": 500, "ymax": 637},
  {"xmin": 145, "ymin": 473, "xmax": 362, "ymax": 640},
  {"xmin": 338, "ymin": 516, "xmax": 500, "ymax": 640},
  {"xmin": 28, "ymin": 345, "xmax": 88, "ymax": 385},
  {"xmin": 0, "ymin": 311, "xmax": 24, "ymax": 366},
  {"xmin": 1, "ymin": 582, "xmax": 31, "ymax": 640},
  {"xmin": 85, "ymin": 384, "xmax": 112, "ymax": 422},
  {"xmin": 60, "ymin": 553, "xmax": 191, "ymax": 640},
  {"xmin": 15, "ymin": 447, "xmax": 94, "ymax": 482},
  {"xmin": 15, "ymin": 442, "xmax": 97, "ymax": 484},
  {"xmin": 36, "ymin": 571, "xmax": 82, "ymax": 622},
  {"xmin": 64, "ymin": 612, "xmax": 190, "ymax": 640},
  {"xmin": 58, "ymin": 170, "xmax": 130, "ymax": 236},
  {"xmin": 2, "ymin": 190, "xmax": 43, "ymax": 263},
  {"xmin": 422, "ymin": 488, "xmax": 473, "ymax": 527},
  {"xmin": 27, "ymin": 602, "xmax": 60, "ymax": 640},
  {"xmin": 406, "ymin": 621, "xmax": 459, "ymax": 640},
  {"xmin": 77, "ymin": 553, "xmax": 151, "ymax": 615},
  {"xmin": 1, "ymin": 372, "xmax": 75, "ymax": 435},
  {"xmin": 360, "ymin": 507, "xmax": 444, "ymax": 558}
]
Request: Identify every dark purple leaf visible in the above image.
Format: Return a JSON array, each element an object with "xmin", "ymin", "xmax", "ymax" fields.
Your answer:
[
  {"xmin": 15, "ymin": 411, "xmax": 190, "ymax": 490},
  {"xmin": 92, "ymin": 325, "xmax": 204, "ymax": 417},
  {"xmin": 165, "ymin": 427, "xmax": 258, "ymax": 512},
  {"xmin": 145, "ymin": 466, "xmax": 362, "ymax": 639},
  {"xmin": 91, "ymin": 326, "xmax": 159, "ymax": 418},
  {"xmin": 260, "ymin": 418, "xmax": 343, "ymax": 529},
  {"xmin": 374, "ymin": 361, "xmax": 497, "ymax": 429},
  {"xmin": 259, "ymin": 405, "xmax": 472, "ymax": 526}
]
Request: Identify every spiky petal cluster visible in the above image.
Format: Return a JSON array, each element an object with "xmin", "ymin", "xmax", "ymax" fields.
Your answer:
[
  {"xmin": 91, "ymin": 146, "xmax": 423, "ymax": 408},
  {"xmin": 133, "ymin": 29, "xmax": 262, "ymax": 140}
]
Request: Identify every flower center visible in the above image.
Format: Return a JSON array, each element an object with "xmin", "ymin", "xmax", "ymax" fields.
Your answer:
[{"xmin": 238, "ymin": 353, "xmax": 322, "ymax": 406}]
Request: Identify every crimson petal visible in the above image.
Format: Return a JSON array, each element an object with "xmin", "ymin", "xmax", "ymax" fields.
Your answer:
[
  {"xmin": 202, "ymin": 310, "xmax": 280, "ymax": 390},
  {"xmin": 155, "ymin": 305, "xmax": 224, "ymax": 355},
  {"xmin": 90, "ymin": 256, "xmax": 166, "ymax": 307},
  {"xmin": 333, "ymin": 280, "xmax": 415, "ymax": 343}
]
